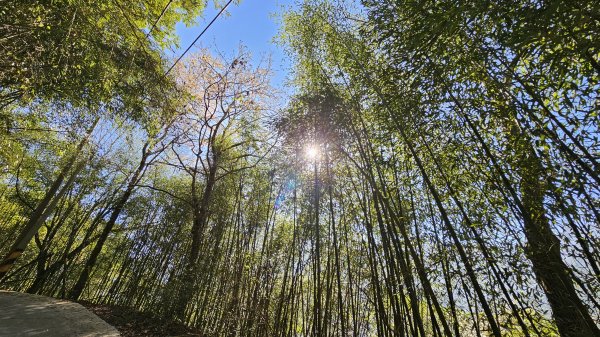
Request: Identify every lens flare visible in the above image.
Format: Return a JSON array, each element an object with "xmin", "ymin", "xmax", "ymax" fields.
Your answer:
[{"xmin": 305, "ymin": 144, "xmax": 319, "ymax": 160}]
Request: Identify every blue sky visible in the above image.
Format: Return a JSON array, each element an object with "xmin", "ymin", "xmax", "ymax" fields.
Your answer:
[{"xmin": 172, "ymin": 0, "xmax": 295, "ymax": 90}]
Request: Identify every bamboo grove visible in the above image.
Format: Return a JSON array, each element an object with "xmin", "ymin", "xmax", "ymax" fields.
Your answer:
[{"xmin": 1, "ymin": 0, "xmax": 599, "ymax": 336}]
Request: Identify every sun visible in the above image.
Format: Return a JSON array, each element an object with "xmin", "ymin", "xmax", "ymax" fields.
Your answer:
[{"xmin": 305, "ymin": 144, "xmax": 320, "ymax": 160}]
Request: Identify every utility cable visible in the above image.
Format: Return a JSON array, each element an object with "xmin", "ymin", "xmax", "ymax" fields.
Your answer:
[
  {"xmin": 164, "ymin": 0, "xmax": 234, "ymax": 76},
  {"xmin": 146, "ymin": 0, "xmax": 174, "ymax": 39}
]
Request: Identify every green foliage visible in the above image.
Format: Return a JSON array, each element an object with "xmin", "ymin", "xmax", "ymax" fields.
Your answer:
[
  {"xmin": 1, "ymin": 1, "xmax": 599, "ymax": 336},
  {"xmin": 0, "ymin": 0, "xmax": 202, "ymax": 122}
]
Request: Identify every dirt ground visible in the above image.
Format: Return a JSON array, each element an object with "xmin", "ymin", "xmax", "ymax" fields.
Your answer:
[{"xmin": 80, "ymin": 301, "xmax": 203, "ymax": 337}]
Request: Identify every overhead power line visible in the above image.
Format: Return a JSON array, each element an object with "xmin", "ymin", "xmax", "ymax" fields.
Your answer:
[
  {"xmin": 146, "ymin": 0, "xmax": 174, "ymax": 39},
  {"xmin": 164, "ymin": 0, "xmax": 235, "ymax": 76}
]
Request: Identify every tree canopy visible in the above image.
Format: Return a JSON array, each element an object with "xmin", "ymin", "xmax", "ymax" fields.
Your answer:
[{"xmin": 0, "ymin": 1, "xmax": 598, "ymax": 336}]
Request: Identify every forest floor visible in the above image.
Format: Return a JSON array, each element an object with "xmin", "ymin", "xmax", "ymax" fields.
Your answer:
[{"xmin": 80, "ymin": 301, "xmax": 203, "ymax": 337}]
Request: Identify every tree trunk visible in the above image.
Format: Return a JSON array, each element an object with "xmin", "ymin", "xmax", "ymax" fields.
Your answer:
[
  {"xmin": 0, "ymin": 123, "xmax": 94, "ymax": 280},
  {"xmin": 69, "ymin": 145, "xmax": 149, "ymax": 300},
  {"xmin": 514, "ymin": 129, "xmax": 600, "ymax": 337},
  {"xmin": 173, "ymin": 155, "xmax": 219, "ymax": 320}
]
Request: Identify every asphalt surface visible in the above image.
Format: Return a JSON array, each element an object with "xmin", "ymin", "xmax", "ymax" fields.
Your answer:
[{"xmin": 0, "ymin": 290, "xmax": 120, "ymax": 336}]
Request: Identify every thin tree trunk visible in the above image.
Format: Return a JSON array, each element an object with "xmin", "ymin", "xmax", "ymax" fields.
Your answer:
[
  {"xmin": 0, "ymin": 119, "xmax": 97, "ymax": 279},
  {"xmin": 69, "ymin": 144, "xmax": 149, "ymax": 300}
]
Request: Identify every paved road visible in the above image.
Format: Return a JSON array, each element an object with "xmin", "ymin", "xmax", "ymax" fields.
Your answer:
[{"xmin": 0, "ymin": 291, "xmax": 120, "ymax": 336}]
